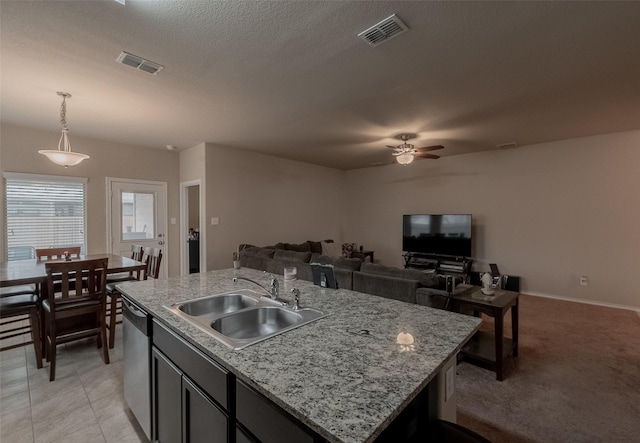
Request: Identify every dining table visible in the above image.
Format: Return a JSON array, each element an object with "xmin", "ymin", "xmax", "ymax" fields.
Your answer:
[
  {"xmin": 1, "ymin": 253, "xmax": 147, "ymax": 356},
  {"xmin": 1, "ymin": 253, "xmax": 147, "ymax": 289}
]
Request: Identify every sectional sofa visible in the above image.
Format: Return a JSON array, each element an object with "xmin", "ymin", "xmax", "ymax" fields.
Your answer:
[{"xmin": 237, "ymin": 242, "xmax": 453, "ymax": 308}]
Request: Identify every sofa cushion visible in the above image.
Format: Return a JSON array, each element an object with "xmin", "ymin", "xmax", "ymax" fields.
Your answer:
[
  {"xmin": 310, "ymin": 253, "xmax": 362, "ymax": 271},
  {"xmin": 352, "ymin": 272, "xmax": 417, "ymax": 304},
  {"xmin": 242, "ymin": 247, "xmax": 275, "ymax": 258},
  {"xmin": 284, "ymin": 242, "xmax": 312, "ymax": 253},
  {"xmin": 274, "ymin": 249, "xmax": 311, "ymax": 263},
  {"xmin": 359, "ymin": 262, "xmax": 438, "ymax": 288}
]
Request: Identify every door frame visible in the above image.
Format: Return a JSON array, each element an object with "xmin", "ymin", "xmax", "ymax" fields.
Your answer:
[
  {"xmin": 106, "ymin": 177, "xmax": 168, "ymax": 278},
  {"xmin": 180, "ymin": 179, "xmax": 205, "ymax": 275}
]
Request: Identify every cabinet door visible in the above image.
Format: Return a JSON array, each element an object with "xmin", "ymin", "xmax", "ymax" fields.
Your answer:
[
  {"xmin": 236, "ymin": 426, "xmax": 256, "ymax": 443},
  {"xmin": 182, "ymin": 376, "xmax": 228, "ymax": 443},
  {"xmin": 236, "ymin": 380, "xmax": 314, "ymax": 443},
  {"xmin": 152, "ymin": 347, "xmax": 182, "ymax": 443}
]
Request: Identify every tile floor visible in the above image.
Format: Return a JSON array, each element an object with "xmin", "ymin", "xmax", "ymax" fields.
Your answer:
[{"xmin": 0, "ymin": 323, "xmax": 147, "ymax": 443}]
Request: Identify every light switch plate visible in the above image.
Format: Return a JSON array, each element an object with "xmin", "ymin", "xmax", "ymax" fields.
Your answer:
[{"xmin": 211, "ymin": 217, "xmax": 219, "ymax": 225}]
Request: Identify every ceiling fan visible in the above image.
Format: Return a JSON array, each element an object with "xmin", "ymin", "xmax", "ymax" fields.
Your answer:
[{"xmin": 386, "ymin": 134, "xmax": 444, "ymax": 165}]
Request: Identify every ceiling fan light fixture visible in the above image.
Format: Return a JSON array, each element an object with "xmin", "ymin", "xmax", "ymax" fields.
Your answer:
[
  {"xmin": 396, "ymin": 152, "xmax": 414, "ymax": 165},
  {"xmin": 39, "ymin": 92, "xmax": 90, "ymax": 168}
]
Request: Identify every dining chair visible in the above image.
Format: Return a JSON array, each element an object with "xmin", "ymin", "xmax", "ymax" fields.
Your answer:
[
  {"xmin": 0, "ymin": 285, "xmax": 43, "ymax": 369},
  {"xmin": 35, "ymin": 246, "xmax": 81, "ymax": 261},
  {"xmin": 106, "ymin": 244, "xmax": 144, "ymax": 348},
  {"xmin": 36, "ymin": 246, "xmax": 83, "ymax": 296},
  {"xmin": 42, "ymin": 257, "xmax": 109, "ymax": 381},
  {"xmin": 142, "ymin": 247, "xmax": 163, "ymax": 280}
]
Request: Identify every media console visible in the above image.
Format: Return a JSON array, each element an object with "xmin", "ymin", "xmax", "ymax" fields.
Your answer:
[{"xmin": 403, "ymin": 253, "xmax": 472, "ymax": 281}]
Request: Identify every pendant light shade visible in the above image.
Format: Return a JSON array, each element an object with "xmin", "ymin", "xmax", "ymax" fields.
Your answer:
[{"xmin": 39, "ymin": 92, "xmax": 89, "ymax": 167}]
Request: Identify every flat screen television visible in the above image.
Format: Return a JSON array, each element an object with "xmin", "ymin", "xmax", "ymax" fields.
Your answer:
[{"xmin": 402, "ymin": 214, "xmax": 472, "ymax": 257}]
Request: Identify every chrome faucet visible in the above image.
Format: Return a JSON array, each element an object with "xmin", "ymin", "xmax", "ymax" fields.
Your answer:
[
  {"xmin": 290, "ymin": 288, "xmax": 300, "ymax": 310},
  {"xmin": 233, "ymin": 272, "xmax": 279, "ymax": 300}
]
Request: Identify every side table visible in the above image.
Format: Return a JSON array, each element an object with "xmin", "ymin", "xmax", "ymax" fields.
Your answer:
[
  {"xmin": 450, "ymin": 286, "xmax": 519, "ymax": 381},
  {"xmin": 351, "ymin": 250, "xmax": 374, "ymax": 263}
]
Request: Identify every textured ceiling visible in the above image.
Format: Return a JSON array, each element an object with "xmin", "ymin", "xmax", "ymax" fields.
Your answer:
[{"xmin": 2, "ymin": 1, "xmax": 639, "ymax": 170}]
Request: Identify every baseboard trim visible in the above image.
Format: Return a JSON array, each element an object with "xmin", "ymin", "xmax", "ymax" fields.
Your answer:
[{"xmin": 523, "ymin": 291, "xmax": 640, "ymax": 313}]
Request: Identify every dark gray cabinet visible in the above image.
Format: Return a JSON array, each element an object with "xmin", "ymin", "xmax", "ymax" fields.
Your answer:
[
  {"xmin": 182, "ymin": 376, "xmax": 227, "ymax": 443},
  {"xmin": 151, "ymin": 319, "xmax": 324, "ymax": 443},
  {"xmin": 152, "ymin": 320, "xmax": 229, "ymax": 443},
  {"xmin": 236, "ymin": 380, "xmax": 315, "ymax": 443},
  {"xmin": 152, "ymin": 347, "xmax": 182, "ymax": 443}
]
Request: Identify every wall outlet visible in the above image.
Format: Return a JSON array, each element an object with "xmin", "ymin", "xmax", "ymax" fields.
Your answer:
[{"xmin": 580, "ymin": 276, "xmax": 589, "ymax": 286}]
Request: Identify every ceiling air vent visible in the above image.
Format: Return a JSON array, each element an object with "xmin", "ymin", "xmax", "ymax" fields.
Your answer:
[
  {"xmin": 358, "ymin": 14, "xmax": 408, "ymax": 47},
  {"xmin": 116, "ymin": 51, "xmax": 164, "ymax": 75}
]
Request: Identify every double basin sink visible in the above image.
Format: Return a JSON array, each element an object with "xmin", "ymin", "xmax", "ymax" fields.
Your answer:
[{"xmin": 166, "ymin": 289, "xmax": 326, "ymax": 350}]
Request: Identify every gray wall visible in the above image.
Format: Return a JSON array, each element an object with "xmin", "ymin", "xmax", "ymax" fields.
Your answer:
[{"xmin": 344, "ymin": 130, "xmax": 640, "ymax": 309}]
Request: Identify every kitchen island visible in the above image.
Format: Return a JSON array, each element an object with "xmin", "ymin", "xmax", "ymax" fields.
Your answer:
[{"xmin": 117, "ymin": 268, "xmax": 481, "ymax": 443}]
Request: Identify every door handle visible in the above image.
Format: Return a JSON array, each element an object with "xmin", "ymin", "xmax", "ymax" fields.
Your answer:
[{"xmin": 158, "ymin": 241, "xmax": 165, "ymax": 245}]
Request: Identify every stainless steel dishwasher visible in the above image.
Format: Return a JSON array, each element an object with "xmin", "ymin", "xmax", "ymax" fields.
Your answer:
[{"xmin": 122, "ymin": 296, "xmax": 152, "ymax": 440}]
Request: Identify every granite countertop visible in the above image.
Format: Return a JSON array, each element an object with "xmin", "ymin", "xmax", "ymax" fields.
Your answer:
[{"xmin": 117, "ymin": 268, "xmax": 481, "ymax": 443}]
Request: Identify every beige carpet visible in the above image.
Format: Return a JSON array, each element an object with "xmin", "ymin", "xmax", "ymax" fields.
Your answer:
[{"xmin": 456, "ymin": 294, "xmax": 640, "ymax": 443}]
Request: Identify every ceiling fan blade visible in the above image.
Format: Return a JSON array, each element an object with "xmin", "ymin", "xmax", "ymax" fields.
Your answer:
[
  {"xmin": 386, "ymin": 145, "xmax": 399, "ymax": 149},
  {"xmin": 415, "ymin": 145, "xmax": 444, "ymax": 152},
  {"xmin": 415, "ymin": 153, "xmax": 440, "ymax": 159}
]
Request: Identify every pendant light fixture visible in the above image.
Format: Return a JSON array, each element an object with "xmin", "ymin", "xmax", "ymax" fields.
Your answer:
[{"xmin": 39, "ymin": 92, "xmax": 89, "ymax": 167}]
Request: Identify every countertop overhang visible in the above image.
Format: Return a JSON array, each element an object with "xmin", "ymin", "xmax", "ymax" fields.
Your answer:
[{"xmin": 117, "ymin": 268, "xmax": 481, "ymax": 443}]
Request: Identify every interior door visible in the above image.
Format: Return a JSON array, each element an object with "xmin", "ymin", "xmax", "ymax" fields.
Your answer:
[{"xmin": 109, "ymin": 179, "xmax": 167, "ymax": 278}]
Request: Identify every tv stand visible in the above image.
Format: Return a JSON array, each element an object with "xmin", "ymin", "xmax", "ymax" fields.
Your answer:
[{"xmin": 403, "ymin": 253, "xmax": 472, "ymax": 280}]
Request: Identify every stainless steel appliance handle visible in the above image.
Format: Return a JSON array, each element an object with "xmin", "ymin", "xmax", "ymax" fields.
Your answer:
[{"xmin": 123, "ymin": 299, "xmax": 146, "ymax": 318}]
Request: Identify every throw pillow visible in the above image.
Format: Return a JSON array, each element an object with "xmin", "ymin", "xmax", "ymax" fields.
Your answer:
[
  {"xmin": 321, "ymin": 241, "xmax": 342, "ymax": 257},
  {"xmin": 307, "ymin": 241, "xmax": 322, "ymax": 255},
  {"xmin": 342, "ymin": 242, "xmax": 356, "ymax": 258}
]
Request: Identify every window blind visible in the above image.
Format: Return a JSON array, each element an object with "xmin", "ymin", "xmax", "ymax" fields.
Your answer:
[{"xmin": 4, "ymin": 173, "xmax": 88, "ymax": 261}]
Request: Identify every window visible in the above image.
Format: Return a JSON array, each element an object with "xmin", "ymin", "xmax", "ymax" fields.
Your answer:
[
  {"xmin": 121, "ymin": 191, "xmax": 155, "ymax": 240},
  {"xmin": 4, "ymin": 172, "xmax": 87, "ymax": 261}
]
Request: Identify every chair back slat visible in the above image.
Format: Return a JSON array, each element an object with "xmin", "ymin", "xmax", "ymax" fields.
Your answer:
[
  {"xmin": 131, "ymin": 244, "xmax": 144, "ymax": 261},
  {"xmin": 36, "ymin": 247, "xmax": 81, "ymax": 261},
  {"xmin": 130, "ymin": 244, "xmax": 145, "ymax": 280}
]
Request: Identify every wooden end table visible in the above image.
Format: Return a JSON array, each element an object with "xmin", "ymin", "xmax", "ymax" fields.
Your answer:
[
  {"xmin": 351, "ymin": 250, "xmax": 374, "ymax": 262},
  {"xmin": 449, "ymin": 285, "xmax": 519, "ymax": 381}
]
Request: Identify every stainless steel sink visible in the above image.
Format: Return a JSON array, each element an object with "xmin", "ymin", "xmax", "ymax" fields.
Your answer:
[
  {"xmin": 176, "ymin": 291, "xmax": 260, "ymax": 317},
  {"xmin": 165, "ymin": 289, "xmax": 327, "ymax": 350}
]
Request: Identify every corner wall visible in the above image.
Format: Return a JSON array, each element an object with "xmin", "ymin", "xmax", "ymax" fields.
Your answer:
[
  {"xmin": 344, "ymin": 130, "xmax": 640, "ymax": 309},
  {"xmin": 200, "ymin": 144, "xmax": 347, "ymax": 270}
]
